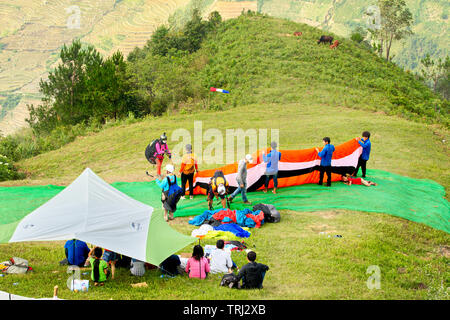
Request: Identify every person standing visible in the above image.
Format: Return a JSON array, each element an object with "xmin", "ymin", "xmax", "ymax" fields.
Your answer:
[
  {"xmin": 229, "ymin": 154, "xmax": 253, "ymax": 205},
  {"xmin": 155, "ymin": 133, "xmax": 172, "ymax": 177},
  {"xmin": 315, "ymin": 137, "xmax": 335, "ymax": 187},
  {"xmin": 180, "ymin": 144, "xmax": 198, "ymax": 200},
  {"xmin": 262, "ymin": 141, "xmax": 281, "ymax": 194},
  {"xmin": 354, "ymin": 131, "xmax": 371, "ymax": 178},
  {"xmin": 156, "ymin": 164, "xmax": 182, "ymax": 222}
]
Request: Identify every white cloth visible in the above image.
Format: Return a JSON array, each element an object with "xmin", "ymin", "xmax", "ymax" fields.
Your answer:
[
  {"xmin": 191, "ymin": 224, "xmax": 214, "ymax": 237},
  {"xmin": 209, "ymin": 249, "xmax": 233, "ymax": 274},
  {"xmin": 178, "ymin": 256, "xmax": 189, "ymax": 270}
]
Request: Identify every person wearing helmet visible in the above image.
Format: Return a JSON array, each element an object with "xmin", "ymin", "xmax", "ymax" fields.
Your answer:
[
  {"xmin": 207, "ymin": 170, "xmax": 229, "ymax": 210},
  {"xmin": 229, "ymin": 154, "xmax": 253, "ymax": 205},
  {"xmin": 154, "ymin": 133, "xmax": 172, "ymax": 177},
  {"xmin": 156, "ymin": 164, "xmax": 181, "ymax": 221}
]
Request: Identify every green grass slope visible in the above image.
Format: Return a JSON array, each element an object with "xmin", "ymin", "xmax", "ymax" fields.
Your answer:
[{"xmin": 0, "ymin": 15, "xmax": 448, "ymax": 300}]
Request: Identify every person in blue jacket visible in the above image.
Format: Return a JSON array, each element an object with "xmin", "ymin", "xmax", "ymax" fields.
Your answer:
[
  {"xmin": 354, "ymin": 131, "xmax": 371, "ymax": 178},
  {"xmin": 262, "ymin": 141, "xmax": 282, "ymax": 194},
  {"xmin": 315, "ymin": 137, "xmax": 335, "ymax": 187},
  {"xmin": 64, "ymin": 239, "xmax": 90, "ymax": 267},
  {"xmin": 156, "ymin": 164, "xmax": 179, "ymax": 221}
]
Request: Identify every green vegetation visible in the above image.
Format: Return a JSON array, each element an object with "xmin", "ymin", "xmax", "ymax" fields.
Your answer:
[
  {"xmin": 0, "ymin": 13, "xmax": 448, "ymax": 301},
  {"xmin": 367, "ymin": 0, "xmax": 413, "ymax": 61},
  {"xmin": 420, "ymin": 54, "xmax": 450, "ymax": 100},
  {"xmin": 0, "ymin": 154, "xmax": 24, "ymax": 181},
  {"xmin": 0, "ymin": 93, "xmax": 22, "ymax": 121},
  {"xmin": 0, "ymin": 210, "xmax": 448, "ymax": 300},
  {"xmin": 1, "ymin": 12, "xmax": 448, "ymax": 180}
]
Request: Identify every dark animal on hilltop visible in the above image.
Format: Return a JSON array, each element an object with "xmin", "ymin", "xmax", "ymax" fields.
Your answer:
[
  {"xmin": 317, "ymin": 35, "xmax": 333, "ymax": 45},
  {"xmin": 293, "ymin": 31, "xmax": 303, "ymax": 36},
  {"xmin": 330, "ymin": 40, "xmax": 340, "ymax": 49}
]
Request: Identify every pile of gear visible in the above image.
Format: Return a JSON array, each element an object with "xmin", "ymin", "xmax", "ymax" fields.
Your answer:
[
  {"xmin": 0, "ymin": 257, "xmax": 33, "ymax": 274},
  {"xmin": 188, "ymin": 204, "xmax": 281, "ymax": 239}
]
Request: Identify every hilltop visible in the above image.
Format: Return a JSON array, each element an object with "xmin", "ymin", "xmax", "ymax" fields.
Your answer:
[
  {"xmin": 2, "ymin": 14, "xmax": 448, "ymax": 191},
  {"xmin": 1, "ymin": 0, "xmax": 448, "ymax": 135}
]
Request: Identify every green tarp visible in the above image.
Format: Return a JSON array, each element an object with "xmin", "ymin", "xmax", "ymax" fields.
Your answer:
[{"xmin": 1, "ymin": 170, "xmax": 448, "ymax": 234}]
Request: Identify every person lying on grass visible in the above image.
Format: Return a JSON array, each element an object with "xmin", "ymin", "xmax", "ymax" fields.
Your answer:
[
  {"xmin": 88, "ymin": 247, "xmax": 110, "ymax": 286},
  {"xmin": 341, "ymin": 174, "xmax": 377, "ymax": 186}
]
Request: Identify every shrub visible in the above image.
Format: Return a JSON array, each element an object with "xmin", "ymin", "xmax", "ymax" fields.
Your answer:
[{"xmin": 0, "ymin": 154, "xmax": 25, "ymax": 181}]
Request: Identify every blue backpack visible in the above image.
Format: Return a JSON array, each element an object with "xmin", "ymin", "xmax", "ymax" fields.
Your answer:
[{"xmin": 165, "ymin": 176, "xmax": 183, "ymax": 209}]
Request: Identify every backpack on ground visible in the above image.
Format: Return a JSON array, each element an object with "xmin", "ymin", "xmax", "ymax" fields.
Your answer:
[
  {"xmin": 144, "ymin": 139, "xmax": 158, "ymax": 164},
  {"xmin": 1, "ymin": 257, "xmax": 33, "ymax": 274},
  {"xmin": 220, "ymin": 273, "xmax": 240, "ymax": 289},
  {"xmin": 252, "ymin": 204, "xmax": 281, "ymax": 223}
]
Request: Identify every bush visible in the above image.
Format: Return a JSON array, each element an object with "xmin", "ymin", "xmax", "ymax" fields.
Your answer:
[{"xmin": 0, "ymin": 154, "xmax": 25, "ymax": 181}]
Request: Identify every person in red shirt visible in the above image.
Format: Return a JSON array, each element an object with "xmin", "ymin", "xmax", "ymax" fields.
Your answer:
[{"xmin": 342, "ymin": 174, "xmax": 377, "ymax": 186}]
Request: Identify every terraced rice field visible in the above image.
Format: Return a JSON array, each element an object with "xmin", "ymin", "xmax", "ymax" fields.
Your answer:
[
  {"xmin": 0, "ymin": 0, "xmax": 189, "ymax": 134},
  {"xmin": 204, "ymin": 1, "xmax": 257, "ymax": 20}
]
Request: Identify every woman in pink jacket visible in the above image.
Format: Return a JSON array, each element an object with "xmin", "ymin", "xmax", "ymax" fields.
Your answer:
[
  {"xmin": 185, "ymin": 245, "xmax": 210, "ymax": 279},
  {"xmin": 155, "ymin": 133, "xmax": 172, "ymax": 176}
]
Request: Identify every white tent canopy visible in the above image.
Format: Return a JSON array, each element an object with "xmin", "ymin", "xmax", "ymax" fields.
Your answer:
[{"xmin": 7, "ymin": 168, "xmax": 195, "ymax": 265}]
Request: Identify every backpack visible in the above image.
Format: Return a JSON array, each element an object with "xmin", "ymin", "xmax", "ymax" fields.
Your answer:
[
  {"xmin": 211, "ymin": 170, "xmax": 227, "ymax": 191},
  {"xmin": 252, "ymin": 204, "xmax": 280, "ymax": 223},
  {"xmin": 220, "ymin": 273, "xmax": 240, "ymax": 289},
  {"xmin": 2, "ymin": 257, "xmax": 33, "ymax": 274},
  {"xmin": 163, "ymin": 176, "xmax": 183, "ymax": 211},
  {"xmin": 144, "ymin": 139, "xmax": 158, "ymax": 164}
]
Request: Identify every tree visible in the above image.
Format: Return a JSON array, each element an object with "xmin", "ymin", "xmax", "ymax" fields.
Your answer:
[
  {"xmin": 436, "ymin": 57, "xmax": 449, "ymax": 100},
  {"xmin": 183, "ymin": 8, "xmax": 209, "ymax": 53},
  {"xmin": 28, "ymin": 40, "xmax": 103, "ymax": 131},
  {"xmin": 28, "ymin": 40, "xmax": 137, "ymax": 133},
  {"xmin": 421, "ymin": 55, "xmax": 449, "ymax": 100},
  {"xmin": 367, "ymin": 0, "xmax": 413, "ymax": 61}
]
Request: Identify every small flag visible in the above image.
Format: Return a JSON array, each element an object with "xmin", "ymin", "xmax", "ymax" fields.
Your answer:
[{"xmin": 210, "ymin": 87, "xmax": 230, "ymax": 94}]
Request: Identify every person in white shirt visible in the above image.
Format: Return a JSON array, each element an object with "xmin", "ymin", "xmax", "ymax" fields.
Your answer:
[{"xmin": 209, "ymin": 240, "xmax": 233, "ymax": 274}]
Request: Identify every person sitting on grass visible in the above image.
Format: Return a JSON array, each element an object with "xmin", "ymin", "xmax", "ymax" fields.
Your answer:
[
  {"xmin": 341, "ymin": 174, "xmax": 377, "ymax": 187},
  {"xmin": 102, "ymin": 249, "xmax": 119, "ymax": 280},
  {"xmin": 89, "ymin": 247, "xmax": 110, "ymax": 286},
  {"xmin": 237, "ymin": 251, "xmax": 269, "ymax": 289},
  {"xmin": 160, "ymin": 254, "xmax": 182, "ymax": 276},
  {"xmin": 209, "ymin": 240, "xmax": 233, "ymax": 274},
  {"xmin": 63, "ymin": 239, "xmax": 90, "ymax": 267},
  {"xmin": 185, "ymin": 245, "xmax": 210, "ymax": 279}
]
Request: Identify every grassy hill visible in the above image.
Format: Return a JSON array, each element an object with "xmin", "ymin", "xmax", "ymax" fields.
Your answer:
[
  {"xmin": 0, "ymin": 14, "xmax": 448, "ymax": 300},
  {"xmin": 1, "ymin": 0, "xmax": 448, "ymax": 136}
]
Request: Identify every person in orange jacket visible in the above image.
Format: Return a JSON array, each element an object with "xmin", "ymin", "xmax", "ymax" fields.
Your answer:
[{"xmin": 179, "ymin": 144, "xmax": 199, "ymax": 200}]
